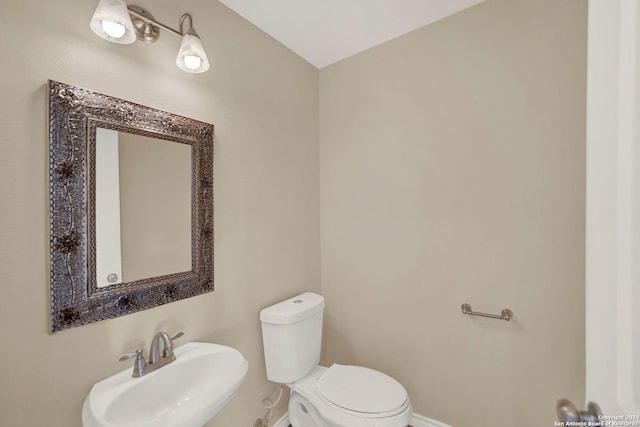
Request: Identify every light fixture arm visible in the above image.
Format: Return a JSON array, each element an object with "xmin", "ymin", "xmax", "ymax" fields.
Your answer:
[
  {"xmin": 179, "ymin": 14, "xmax": 198, "ymax": 37},
  {"xmin": 127, "ymin": 7, "xmax": 182, "ymax": 37}
]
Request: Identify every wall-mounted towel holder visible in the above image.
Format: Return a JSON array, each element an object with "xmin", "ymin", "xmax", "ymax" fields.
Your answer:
[{"xmin": 461, "ymin": 303, "xmax": 513, "ymax": 321}]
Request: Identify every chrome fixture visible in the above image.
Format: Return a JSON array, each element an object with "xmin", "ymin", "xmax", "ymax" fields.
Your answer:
[
  {"xmin": 557, "ymin": 399, "xmax": 602, "ymax": 424},
  {"xmin": 119, "ymin": 331, "xmax": 184, "ymax": 377},
  {"xmin": 89, "ymin": 0, "xmax": 210, "ymax": 73},
  {"xmin": 461, "ymin": 303, "xmax": 513, "ymax": 321},
  {"xmin": 149, "ymin": 331, "xmax": 182, "ymax": 364}
]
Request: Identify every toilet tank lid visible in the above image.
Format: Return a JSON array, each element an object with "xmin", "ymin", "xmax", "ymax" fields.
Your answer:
[{"xmin": 260, "ymin": 292, "xmax": 325, "ymax": 325}]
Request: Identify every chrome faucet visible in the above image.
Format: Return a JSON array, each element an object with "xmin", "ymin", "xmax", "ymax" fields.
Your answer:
[
  {"xmin": 150, "ymin": 331, "xmax": 177, "ymax": 364},
  {"xmin": 120, "ymin": 331, "xmax": 184, "ymax": 378}
]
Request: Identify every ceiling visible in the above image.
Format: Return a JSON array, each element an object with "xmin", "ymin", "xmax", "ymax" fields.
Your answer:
[{"xmin": 218, "ymin": 0, "xmax": 486, "ymax": 68}]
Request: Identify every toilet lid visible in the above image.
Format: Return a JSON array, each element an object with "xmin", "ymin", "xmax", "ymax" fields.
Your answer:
[{"xmin": 315, "ymin": 364, "xmax": 408, "ymax": 414}]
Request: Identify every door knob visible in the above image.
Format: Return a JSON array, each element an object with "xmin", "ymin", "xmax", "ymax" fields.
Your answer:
[{"xmin": 557, "ymin": 399, "xmax": 602, "ymax": 424}]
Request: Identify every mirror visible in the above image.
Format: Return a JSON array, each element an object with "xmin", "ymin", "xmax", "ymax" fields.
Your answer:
[
  {"xmin": 49, "ymin": 81, "xmax": 214, "ymax": 332},
  {"xmin": 95, "ymin": 129, "xmax": 192, "ymax": 287}
]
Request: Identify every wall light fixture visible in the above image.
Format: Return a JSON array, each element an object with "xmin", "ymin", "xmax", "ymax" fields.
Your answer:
[{"xmin": 89, "ymin": 0, "xmax": 210, "ymax": 73}]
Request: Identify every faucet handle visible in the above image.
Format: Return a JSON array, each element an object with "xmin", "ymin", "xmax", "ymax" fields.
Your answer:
[
  {"xmin": 119, "ymin": 349, "xmax": 147, "ymax": 378},
  {"xmin": 170, "ymin": 332, "xmax": 184, "ymax": 341},
  {"xmin": 119, "ymin": 348, "xmax": 143, "ymax": 361}
]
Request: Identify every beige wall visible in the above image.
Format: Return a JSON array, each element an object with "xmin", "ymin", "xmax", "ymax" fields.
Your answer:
[
  {"xmin": 319, "ymin": 0, "xmax": 586, "ymax": 426},
  {"xmin": 0, "ymin": 0, "xmax": 318, "ymax": 426}
]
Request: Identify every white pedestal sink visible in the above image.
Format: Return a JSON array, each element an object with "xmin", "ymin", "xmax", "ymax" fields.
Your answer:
[{"xmin": 82, "ymin": 342, "xmax": 249, "ymax": 427}]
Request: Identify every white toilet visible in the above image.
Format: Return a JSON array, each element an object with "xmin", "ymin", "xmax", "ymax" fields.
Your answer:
[{"xmin": 260, "ymin": 292, "xmax": 413, "ymax": 427}]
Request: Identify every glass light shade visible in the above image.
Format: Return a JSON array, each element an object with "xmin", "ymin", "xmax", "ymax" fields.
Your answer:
[
  {"xmin": 90, "ymin": 0, "xmax": 136, "ymax": 44},
  {"xmin": 176, "ymin": 34, "xmax": 210, "ymax": 73}
]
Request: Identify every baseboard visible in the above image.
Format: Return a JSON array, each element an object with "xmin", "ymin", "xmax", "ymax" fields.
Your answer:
[
  {"xmin": 271, "ymin": 413, "xmax": 290, "ymax": 427},
  {"xmin": 270, "ymin": 412, "xmax": 451, "ymax": 427},
  {"xmin": 410, "ymin": 412, "xmax": 452, "ymax": 427}
]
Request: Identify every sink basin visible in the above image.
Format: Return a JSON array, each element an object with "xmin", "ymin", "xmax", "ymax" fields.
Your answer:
[{"xmin": 82, "ymin": 342, "xmax": 249, "ymax": 427}]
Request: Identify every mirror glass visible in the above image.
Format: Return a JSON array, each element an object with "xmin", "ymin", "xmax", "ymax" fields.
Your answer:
[{"xmin": 95, "ymin": 128, "xmax": 192, "ymax": 287}]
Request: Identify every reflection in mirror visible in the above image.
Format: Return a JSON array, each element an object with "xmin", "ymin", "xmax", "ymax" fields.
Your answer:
[{"xmin": 95, "ymin": 129, "xmax": 193, "ymax": 288}]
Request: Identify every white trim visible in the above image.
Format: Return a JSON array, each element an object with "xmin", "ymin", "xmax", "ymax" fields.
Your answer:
[
  {"xmin": 586, "ymin": 0, "xmax": 640, "ymax": 415},
  {"xmin": 270, "ymin": 412, "xmax": 451, "ymax": 427},
  {"xmin": 409, "ymin": 413, "xmax": 452, "ymax": 427},
  {"xmin": 271, "ymin": 413, "xmax": 290, "ymax": 427}
]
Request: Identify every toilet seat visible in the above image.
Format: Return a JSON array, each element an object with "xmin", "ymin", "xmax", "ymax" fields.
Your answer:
[
  {"xmin": 316, "ymin": 364, "xmax": 408, "ymax": 416},
  {"xmin": 289, "ymin": 365, "xmax": 413, "ymax": 427}
]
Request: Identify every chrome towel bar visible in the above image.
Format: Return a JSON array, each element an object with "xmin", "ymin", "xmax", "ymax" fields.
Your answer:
[{"xmin": 461, "ymin": 303, "xmax": 513, "ymax": 321}]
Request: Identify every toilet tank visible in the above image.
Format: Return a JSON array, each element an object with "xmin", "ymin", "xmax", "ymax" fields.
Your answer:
[{"xmin": 260, "ymin": 292, "xmax": 325, "ymax": 384}]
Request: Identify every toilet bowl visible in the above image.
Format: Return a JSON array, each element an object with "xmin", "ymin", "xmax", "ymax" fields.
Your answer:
[
  {"xmin": 288, "ymin": 365, "xmax": 412, "ymax": 427},
  {"xmin": 260, "ymin": 293, "xmax": 413, "ymax": 427}
]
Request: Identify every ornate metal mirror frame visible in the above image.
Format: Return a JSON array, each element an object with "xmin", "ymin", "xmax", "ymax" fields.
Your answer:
[{"xmin": 48, "ymin": 81, "xmax": 214, "ymax": 332}]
